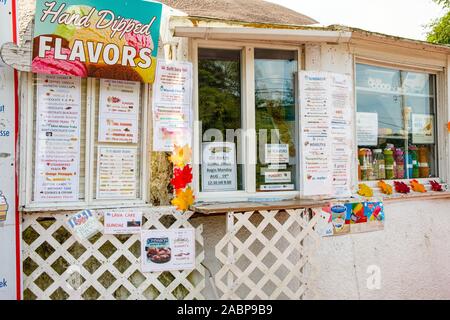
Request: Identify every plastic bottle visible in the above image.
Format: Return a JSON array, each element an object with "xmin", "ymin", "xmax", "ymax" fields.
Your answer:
[
  {"xmin": 409, "ymin": 146, "xmax": 420, "ymax": 179},
  {"xmin": 373, "ymin": 149, "xmax": 385, "ymax": 180},
  {"xmin": 358, "ymin": 149, "xmax": 367, "ymax": 181},
  {"xmin": 366, "ymin": 149, "xmax": 375, "ymax": 180},
  {"xmin": 418, "ymin": 146, "xmax": 430, "ymax": 178},
  {"xmin": 394, "ymin": 148, "xmax": 405, "ymax": 179},
  {"xmin": 384, "ymin": 149, "xmax": 395, "ymax": 180}
]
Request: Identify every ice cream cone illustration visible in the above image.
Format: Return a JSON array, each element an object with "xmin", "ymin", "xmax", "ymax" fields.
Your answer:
[{"xmin": 0, "ymin": 191, "xmax": 9, "ymax": 222}]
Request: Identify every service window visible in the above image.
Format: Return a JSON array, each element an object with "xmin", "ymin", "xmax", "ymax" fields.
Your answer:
[
  {"xmin": 197, "ymin": 46, "xmax": 299, "ymax": 196},
  {"xmin": 24, "ymin": 73, "xmax": 149, "ymax": 209},
  {"xmin": 356, "ymin": 63, "xmax": 438, "ymax": 181}
]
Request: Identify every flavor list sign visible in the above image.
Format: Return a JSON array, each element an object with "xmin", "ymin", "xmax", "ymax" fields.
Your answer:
[
  {"xmin": 32, "ymin": 0, "xmax": 162, "ymax": 83},
  {"xmin": 141, "ymin": 228, "xmax": 196, "ymax": 273},
  {"xmin": 35, "ymin": 74, "xmax": 82, "ymax": 202},
  {"xmin": 299, "ymin": 71, "xmax": 354, "ymax": 198},
  {"xmin": 98, "ymin": 79, "xmax": 140, "ymax": 143},
  {"xmin": 299, "ymin": 71, "xmax": 333, "ymax": 197},
  {"xmin": 96, "ymin": 146, "xmax": 137, "ymax": 199},
  {"xmin": 152, "ymin": 60, "xmax": 193, "ymax": 152}
]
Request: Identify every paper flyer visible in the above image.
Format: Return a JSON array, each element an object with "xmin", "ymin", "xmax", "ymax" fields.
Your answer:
[
  {"xmin": 67, "ymin": 210, "xmax": 102, "ymax": 241},
  {"xmin": 201, "ymin": 142, "xmax": 238, "ymax": 192},
  {"xmin": 412, "ymin": 114, "xmax": 434, "ymax": 144},
  {"xmin": 141, "ymin": 228, "xmax": 196, "ymax": 272},
  {"xmin": 34, "ymin": 74, "xmax": 82, "ymax": 202},
  {"xmin": 102, "ymin": 209, "xmax": 143, "ymax": 235},
  {"xmin": 152, "ymin": 60, "xmax": 193, "ymax": 152}
]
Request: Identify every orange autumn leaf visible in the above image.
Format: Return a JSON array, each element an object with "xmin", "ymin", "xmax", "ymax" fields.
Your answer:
[
  {"xmin": 410, "ymin": 180, "xmax": 427, "ymax": 193},
  {"xmin": 171, "ymin": 188, "xmax": 195, "ymax": 212},
  {"xmin": 357, "ymin": 184, "xmax": 374, "ymax": 197},
  {"xmin": 169, "ymin": 145, "xmax": 192, "ymax": 168},
  {"xmin": 378, "ymin": 180, "xmax": 393, "ymax": 195}
]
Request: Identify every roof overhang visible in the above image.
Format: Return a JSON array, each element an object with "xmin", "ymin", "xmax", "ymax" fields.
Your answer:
[{"xmin": 173, "ymin": 26, "xmax": 352, "ymax": 43}]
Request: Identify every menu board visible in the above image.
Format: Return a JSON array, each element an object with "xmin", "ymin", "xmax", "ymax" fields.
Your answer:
[
  {"xmin": 299, "ymin": 72, "xmax": 333, "ymax": 197},
  {"xmin": 299, "ymin": 71, "xmax": 353, "ymax": 198},
  {"xmin": 330, "ymin": 73, "xmax": 353, "ymax": 198},
  {"xmin": 96, "ymin": 147, "xmax": 137, "ymax": 199},
  {"xmin": 34, "ymin": 74, "xmax": 81, "ymax": 202},
  {"xmin": 202, "ymin": 142, "xmax": 237, "ymax": 192},
  {"xmin": 152, "ymin": 60, "xmax": 193, "ymax": 151},
  {"xmin": 98, "ymin": 79, "xmax": 140, "ymax": 144}
]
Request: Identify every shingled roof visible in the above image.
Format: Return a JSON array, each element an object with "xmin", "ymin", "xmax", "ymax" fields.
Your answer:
[{"xmin": 160, "ymin": 0, "xmax": 318, "ymax": 26}]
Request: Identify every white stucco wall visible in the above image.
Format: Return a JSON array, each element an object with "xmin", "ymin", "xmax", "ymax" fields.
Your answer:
[{"xmin": 192, "ymin": 199, "xmax": 450, "ymax": 300}]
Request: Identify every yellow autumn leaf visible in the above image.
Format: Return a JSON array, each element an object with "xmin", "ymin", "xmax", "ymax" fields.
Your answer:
[
  {"xmin": 171, "ymin": 188, "xmax": 195, "ymax": 212},
  {"xmin": 411, "ymin": 180, "xmax": 427, "ymax": 193},
  {"xmin": 357, "ymin": 183, "xmax": 374, "ymax": 198},
  {"xmin": 378, "ymin": 180, "xmax": 393, "ymax": 195},
  {"xmin": 168, "ymin": 145, "xmax": 192, "ymax": 168}
]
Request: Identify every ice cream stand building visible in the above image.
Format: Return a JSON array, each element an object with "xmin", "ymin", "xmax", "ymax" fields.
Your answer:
[{"xmin": 1, "ymin": 0, "xmax": 450, "ymax": 300}]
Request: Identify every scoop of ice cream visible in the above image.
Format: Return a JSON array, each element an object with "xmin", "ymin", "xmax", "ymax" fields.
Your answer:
[
  {"xmin": 125, "ymin": 25, "xmax": 154, "ymax": 52},
  {"xmin": 54, "ymin": 5, "xmax": 97, "ymax": 40},
  {"xmin": 32, "ymin": 48, "xmax": 88, "ymax": 77},
  {"xmin": 87, "ymin": 64, "xmax": 143, "ymax": 82}
]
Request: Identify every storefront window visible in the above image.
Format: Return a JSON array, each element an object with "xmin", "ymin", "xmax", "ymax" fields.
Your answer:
[
  {"xmin": 255, "ymin": 49, "xmax": 298, "ymax": 191},
  {"xmin": 356, "ymin": 63, "xmax": 438, "ymax": 181},
  {"xmin": 198, "ymin": 48, "xmax": 244, "ymax": 192}
]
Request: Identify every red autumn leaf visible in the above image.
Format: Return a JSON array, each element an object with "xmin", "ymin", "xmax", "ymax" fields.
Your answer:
[
  {"xmin": 394, "ymin": 181, "xmax": 410, "ymax": 194},
  {"xmin": 170, "ymin": 165, "xmax": 193, "ymax": 190},
  {"xmin": 430, "ymin": 180, "xmax": 444, "ymax": 192}
]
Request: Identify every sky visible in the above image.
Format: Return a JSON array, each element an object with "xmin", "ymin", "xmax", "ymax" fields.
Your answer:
[{"xmin": 267, "ymin": 0, "xmax": 446, "ymax": 41}]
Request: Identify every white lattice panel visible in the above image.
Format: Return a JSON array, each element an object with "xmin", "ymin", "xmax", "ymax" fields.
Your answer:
[
  {"xmin": 215, "ymin": 209, "xmax": 321, "ymax": 300},
  {"xmin": 22, "ymin": 208, "xmax": 205, "ymax": 300}
]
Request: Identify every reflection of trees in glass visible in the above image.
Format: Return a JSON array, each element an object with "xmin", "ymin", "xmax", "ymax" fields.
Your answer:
[{"xmin": 198, "ymin": 60, "xmax": 241, "ymax": 136}]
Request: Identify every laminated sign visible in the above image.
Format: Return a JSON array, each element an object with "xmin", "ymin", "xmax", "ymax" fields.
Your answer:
[
  {"xmin": 67, "ymin": 210, "xmax": 102, "ymax": 240},
  {"xmin": 32, "ymin": 0, "xmax": 163, "ymax": 83}
]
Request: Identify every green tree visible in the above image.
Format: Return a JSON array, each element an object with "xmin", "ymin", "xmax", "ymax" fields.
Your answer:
[{"xmin": 427, "ymin": 0, "xmax": 450, "ymax": 44}]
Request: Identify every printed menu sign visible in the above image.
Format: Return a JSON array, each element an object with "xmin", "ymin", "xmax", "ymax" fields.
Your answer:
[
  {"xmin": 265, "ymin": 144, "xmax": 289, "ymax": 164},
  {"xmin": 357, "ymin": 112, "xmax": 378, "ymax": 146},
  {"xmin": 152, "ymin": 60, "xmax": 193, "ymax": 152},
  {"xmin": 96, "ymin": 147, "xmax": 137, "ymax": 199},
  {"xmin": 32, "ymin": 0, "xmax": 162, "ymax": 83},
  {"xmin": 299, "ymin": 71, "xmax": 333, "ymax": 196},
  {"xmin": 330, "ymin": 73, "xmax": 353, "ymax": 198},
  {"xmin": 35, "ymin": 74, "xmax": 81, "ymax": 202},
  {"xmin": 141, "ymin": 228, "xmax": 196, "ymax": 272},
  {"xmin": 201, "ymin": 142, "xmax": 237, "ymax": 192},
  {"xmin": 98, "ymin": 79, "xmax": 140, "ymax": 143},
  {"xmin": 412, "ymin": 114, "xmax": 434, "ymax": 144},
  {"xmin": 102, "ymin": 209, "xmax": 143, "ymax": 235}
]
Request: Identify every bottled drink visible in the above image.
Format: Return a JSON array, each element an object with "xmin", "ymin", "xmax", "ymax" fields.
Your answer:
[
  {"xmin": 373, "ymin": 149, "xmax": 385, "ymax": 180},
  {"xmin": 394, "ymin": 148, "xmax": 405, "ymax": 179},
  {"xmin": 418, "ymin": 146, "xmax": 430, "ymax": 178},
  {"xmin": 384, "ymin": 149, "xmax": 395, "ymax": 180},
  {"xmin": 409, "ymin": 146, "xmax": 420, "ymax": 179}
]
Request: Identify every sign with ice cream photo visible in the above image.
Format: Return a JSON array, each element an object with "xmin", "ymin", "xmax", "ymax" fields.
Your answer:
[{"xmin": 32, "ymin": 0, "xmax": 162, "ymax": 83}]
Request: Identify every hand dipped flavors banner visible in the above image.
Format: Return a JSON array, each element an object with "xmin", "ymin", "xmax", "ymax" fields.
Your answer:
[{"xmin": 32, "ymin": 0, "xmax": 162, "ymax": 83}]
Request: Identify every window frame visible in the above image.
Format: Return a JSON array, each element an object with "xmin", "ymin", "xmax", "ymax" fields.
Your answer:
[
  {"xmin": 353, "ymin": 56, "xmax": 448, "ymax": 189},
  {"xmin": 20, "ymin": 73, "xmax": 151, "ymax": 211},
  {"xmin": 191, "ymin": 39, "xmax": 303, "ymax": 202}
]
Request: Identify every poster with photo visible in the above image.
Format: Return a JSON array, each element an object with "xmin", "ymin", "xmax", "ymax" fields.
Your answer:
[
  {"xmin": 102, "ymin": 209, "xmax": 143, "ymax": 235},
  {"xmin": 141, "ymin": 228, "xmax": 196, "ymax": 272},
  {"xmin": 96, "ymin": 147, "xmax": 138, "ymax": 199},
  {"xmin": 152, "ymin": 60, "xmax": 193, "ymax": 152},
  {"xmin": 412, "ymin": 114, "xmax": 434, "ymax": 144},
  {"xmin": 98, "ymin": 79, "xmax": 140, "ymax": 144},
  {"xmin": 34, "ymin": 74, "xmax": 81, "ymax": 202},
  {"xmin": 201, "ymin": 142, "xmax": 237, "ymax": 192}
]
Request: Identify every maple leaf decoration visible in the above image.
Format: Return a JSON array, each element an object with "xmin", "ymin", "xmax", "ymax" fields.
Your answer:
[
  {"xmin": 394, "ymin": 181, "xmax": 410, "ymax": 194},
  {"xmin": 169, "ymin": 145, "xmax": 192, "ymax": 168},
  {"xmin": 410, "ymin": 180, "xmax": 427, "ymax": 193},
  {"xmin": 430, "ymin": 180, "xmax": 444, "ymax": 192},
  {"xmin": 357, "ymin": 184, "xmax": 374, "ymax": 197},
  {"xmin": 172, "ymin": 187, "xmax": 195, "ymax": 212},
  {"xmin": 378, "ymin": 180, "xmax": 393, "ymax": 195},
  {"xmin": 171, "ymin": 165, "xmax": 193, "ymax": 190}
]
